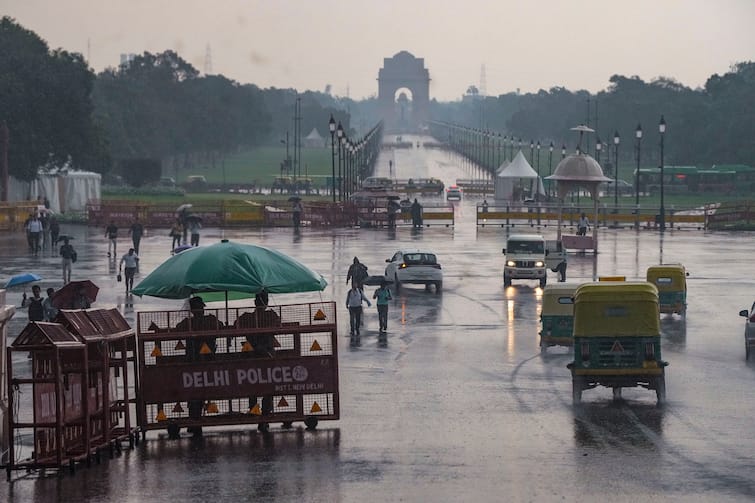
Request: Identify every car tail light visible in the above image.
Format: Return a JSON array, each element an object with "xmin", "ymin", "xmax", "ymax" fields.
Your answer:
[
  {"xmin": 645, "ymin": 342, "xmax": 655, "ymax": 360},
  {"xmin": 580, "ymin": 342, "xmax": 590, "ymax": 361},
  {"xmin": 399, "ymin": 263, "xmax": 407, "ymax": 269}
]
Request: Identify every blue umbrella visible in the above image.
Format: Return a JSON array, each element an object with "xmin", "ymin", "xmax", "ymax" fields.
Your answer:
[{"xmin": 4, "ymin": 273, "xmax": 42, "ymax": 288}]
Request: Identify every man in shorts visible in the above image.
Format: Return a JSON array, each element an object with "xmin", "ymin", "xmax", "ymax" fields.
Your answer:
[{"xmin": 119, "ymin": 248, "xmax": 139, "ymax": 294}]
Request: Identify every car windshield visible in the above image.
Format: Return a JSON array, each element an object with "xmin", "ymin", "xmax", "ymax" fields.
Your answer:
[
  {"xmin": 507, "ymin": 240, "xmax": 544, "ymax": 254},
  {"xmin": 404, "ymin": 253, "xmax": 437, "ymax": 265}
]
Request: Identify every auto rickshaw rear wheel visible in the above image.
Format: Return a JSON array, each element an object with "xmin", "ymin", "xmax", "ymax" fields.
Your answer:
[
  {"xmin": 656, "ymin": 376, "xmax": 666, "ymax": 405},
  {"xmin": 167, "ymin": 423, "xmax": 180, "ymax": 440},
  {"xmin": 612, "ymin": 387, "xmax": 622, "ymax": 401},
  {"xmin": 572, "ymin": 378, "xmax": 583, "ymax": 404}
]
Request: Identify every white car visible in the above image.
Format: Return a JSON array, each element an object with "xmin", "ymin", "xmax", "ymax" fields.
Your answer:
[
  {"xmin": 384, "ymin": 250, "xmax": 443, "ymax": 293},
  {"xmin": 446, "ymin": 185, "xmax": 462, "ymax": 201},
  {"xmin": 738, "ymin": 302, "xmax": 755, "ymax": 360}
]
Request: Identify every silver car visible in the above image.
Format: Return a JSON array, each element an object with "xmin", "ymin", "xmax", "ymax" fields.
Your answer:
[
  {"xmin": 738, "ymin": 302, "xmax": 755, "ymax": 360},
  {"xmin": 384, "ymin": 250, "xmax": 443, "ymax": 293}
]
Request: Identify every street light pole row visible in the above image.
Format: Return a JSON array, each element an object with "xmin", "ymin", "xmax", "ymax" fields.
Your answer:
[{"xmin": 327, "ymin": 116, "xmax": 384, "ymax": 202}]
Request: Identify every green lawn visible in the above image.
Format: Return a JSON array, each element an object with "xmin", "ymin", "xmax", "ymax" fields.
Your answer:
[{"xmin": 169, "ymin": 146, "xmax": 336, "ymax": 187}]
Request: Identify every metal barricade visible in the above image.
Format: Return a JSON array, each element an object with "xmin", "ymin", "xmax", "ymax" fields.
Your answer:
[{"xmin": 135, "ymin": 301, "xmax": 339, "ymax": 436}]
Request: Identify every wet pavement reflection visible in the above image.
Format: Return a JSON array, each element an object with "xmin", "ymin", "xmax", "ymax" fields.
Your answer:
[{"xmin": 3, "ymin": 135, "xmax": 755, "ymax": 501}]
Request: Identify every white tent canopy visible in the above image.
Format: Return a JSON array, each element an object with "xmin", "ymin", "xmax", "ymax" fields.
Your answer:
[
  {"xmin": 494, "ymin": 150, "xmax": 546, "ymax": 201},
  {"xmin": 6, "ymin": 171, "xmax": 101, "ymax": 214},
  {"xmin": 303, "ymin": 128, "xmax": 326, "ymax": 148}
]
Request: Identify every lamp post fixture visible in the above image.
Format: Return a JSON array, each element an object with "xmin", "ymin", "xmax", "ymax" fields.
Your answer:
[
  {"xmin": 548, "ymin": 142, "xmax": 554, "ymax": 197},
  {"xmin": 613, "ymin": 131, "xmax": 620, "ymax": 211},
  {"xmin": 561, "ymin": 144, "xmax": 566, "ymax": 159},
  {"xmin": 509, "ymin": 136, "xmax": 514, "ymax": 160},
  {"xmin": 336, "ymin": 122, "xmax": 344, "ymax": 202},
  {"xmin": 518, "ymin": 138, "xmax": 523, "ymax": 155},
  {"xmin": 529, "ymin": 140, "xmax": 534, "ymax": 165},
  {"xmin": 635, "ymin": 123, "xmax": 642, "ymax": 206},
  {"xmin": 328, "ymin": 115, "xmax": 336, "ymax": 202},
  {"xmin": 595, "ymin": 136, "xmax": 602, "ymax": 164},
  {"xmin": 659, "ymin": 115, "xmax": 666, "ymax": 231},
  {"xmin": 497, "ymin": 133, "xmax": 502, "ymax": 169},
  {"xmin": 536, "ymin": 141, "xmax": 541, "ymax": 177}
]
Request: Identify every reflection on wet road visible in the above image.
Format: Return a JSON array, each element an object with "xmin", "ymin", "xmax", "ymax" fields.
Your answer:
[{"xmin": 3, "ymin": 135, "xmax": 755, "ymax": 501}]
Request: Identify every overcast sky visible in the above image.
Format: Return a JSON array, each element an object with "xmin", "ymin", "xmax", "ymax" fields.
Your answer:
[{"xmin": 3, "ymin": 0, "xmax": 754, "ymax": 101}]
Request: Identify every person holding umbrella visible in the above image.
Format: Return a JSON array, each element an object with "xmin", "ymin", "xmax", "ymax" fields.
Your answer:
[{"xmin": 59, "ymin": 237, "xmax": 76, "ymax": 284}]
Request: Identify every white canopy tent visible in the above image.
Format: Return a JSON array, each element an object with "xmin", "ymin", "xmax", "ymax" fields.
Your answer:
[
  {"xmin": 494, "ymin": 150, "xmax": 546, "ymax": 201},
  {"xmin": 6, "ymin": 171, "xmax": 101, "ymax": 214},
  {"xmin": 303, "ymin": 128, "xmax": 327, "ymax": 148}
]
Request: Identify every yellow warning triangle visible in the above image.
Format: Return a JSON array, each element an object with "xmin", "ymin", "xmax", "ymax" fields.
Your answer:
[
  {"xmin": 273, "ymin": 337, "xmax": 281, "ymax": 348},
  {"xmin": 174, "ymin": 340, "xmax": 185, "ymax": 351},
  {"xmin": 277, "ymin": 397, "xmax": 289, "ymax": 407},
  {"xmin": 249, "ymin": 403, "xmax": 262, "ymax": 415},
  {"xmin": 199, "ymin": 342, "xmax": 213, "ymax": 354},
  {"xmin": 172, "ymin": 402, "xmax": 184, "ymax": 413},
  {"xmin": 610, "ymin": 340, "xmax": 625, "ymax": 353},
  {"xmin": 310, "ymin": 340, "xmax": 322, "ymax": 351},
  {"xmin": 156, "ymin": 409, "xmax": 167, "ymax": 421},
  {"xmin": 206, "ymin": 402, "xmax": 219, "ymax": 414},
  {"xmin": 313, "ymin": 309, "xmax": 327, "ymax": 321},
  {"xmin": 150, "ymin": 345, "xmax": 162, "ymax": 357},
  {"xmin": 241, "ymin": 341, "xmax": 253, "ymax": 352},
  {"xmin": 310, "ymin": 402, "xmax": 322, "ymax": 413}
]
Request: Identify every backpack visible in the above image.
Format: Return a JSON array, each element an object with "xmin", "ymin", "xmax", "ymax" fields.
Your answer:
[
  {"xmin": 28, "ymin": 298, "xmax": 44, "ymax": 321},
  {"xmin": 71, "ymin": 250, "xmax": 77, "ymax": 263}
]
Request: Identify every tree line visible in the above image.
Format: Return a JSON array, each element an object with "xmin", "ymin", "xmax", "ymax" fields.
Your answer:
[
  {"xmin": 429, "ymin": 64, "xmax": 755, "ymax": 168},
  {"xmin": 2, "ymin": 15, "xmax": 753, "ymax": 184}
]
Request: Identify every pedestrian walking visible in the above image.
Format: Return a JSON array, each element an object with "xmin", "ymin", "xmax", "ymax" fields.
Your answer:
[
  {"xmin": 188, "ymin": 218, "xmax": 202, "ymax": 246},
  {"xmin": 42, "ymin": 287, "xmax": 59, "ymax": 321},
  {"xmin": 26, "ymin": 214, "xmax": 42, "ymax": 255},
  {"xmin": 170, "ymin": 219, "xmax": 183, "ymax": 251},
  {"xmin": 119, "ymin": 248, "xmax": 140, "ymax": 294},
  {"xmin": 411, "ymin": 199, "xmax": 423, "ymax": 228},
  {"xmin": 105, "ymin": 220, "xmax": 118, "ymax": 257},
  {"xmin": 40, "ymin": 212, "xmax": 50, "ymax": 250},
  {"xmin": 59, "ymin": 237, "xmax": 76, "ymax": 284},
  {"xmin": 373, "ymin": 280, "xmax": 392, "ymax": 332},
  {"xmin": 179, "ymin": 208, "xmax": 189, "ymax": 245},
  {"xmin": 346, "ymin": 257, "xmax": 369, "ymax": 290},
  {"xmin": 577, "ymin": 213, "xmax": 590, "ymax": 236},
  {"xmin": 346, "ymin": 282, "xmax": 371, "ymax": 336},
  {"xmin": 22, "ymin": 285, "xmax": 45, "ymax": 322},
  {"xmin": 292, "ymin": 200, "xmax": 303, "ymax": 229},
  {"xmin": 49, "ymin": 216, "xmax": 60, "ymax": 247},
  {"xmin": 387, "ymin": 200, "xmax": 399, "ymax": 228},
  {"xmin": 129, "ymin": 217, "xmax": 145, "ymax": 255}
]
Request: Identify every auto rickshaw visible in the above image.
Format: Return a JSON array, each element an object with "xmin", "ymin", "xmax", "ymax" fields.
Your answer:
[
  {"xmin": 567, "ymin": 282, "xmax": 668, "ymax": 404},
  {"xmin": 539, "ymin": 283, "xmax": 579, "ymax": 351},
  {"xmin": 646, "ymin": 264, "xmax": 688, "ymax": 316}
]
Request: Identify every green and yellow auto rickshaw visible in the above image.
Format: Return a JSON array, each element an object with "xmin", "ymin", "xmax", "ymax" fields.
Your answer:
[
  {"xmin": 567, "ymin": 282, "xmax": 668, "ymax": 404},
  {"xmin": 539, "ymin": 284, "xmax": 579, "ymax": 351},
  {"xmin": 646, "ymin": 264, "xmax": 687, "ymax": 316}
]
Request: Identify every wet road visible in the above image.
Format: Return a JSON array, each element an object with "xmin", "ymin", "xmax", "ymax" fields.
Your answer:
[{"xmin": 3, "ymin": 136, "xmax": 755, "ymax": 501}]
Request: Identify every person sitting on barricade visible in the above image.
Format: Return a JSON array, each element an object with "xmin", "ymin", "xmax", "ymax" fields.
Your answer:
[{"xmin": 175, "ymin": 295, "xmax": 223, "ymax": 435}]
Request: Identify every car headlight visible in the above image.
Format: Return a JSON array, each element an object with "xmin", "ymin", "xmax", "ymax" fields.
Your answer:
[
  {"xmin": 535, "ymin": 261, "xmax": 544, "ymax": 267},
  {"xmin": 506, "ymin": 260, "xmax": 516, "ymax": 267}
]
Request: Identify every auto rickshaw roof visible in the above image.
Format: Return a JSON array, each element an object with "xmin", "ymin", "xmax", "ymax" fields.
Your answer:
[
  {"xmin": 646, "ymin": 264, "xmax": 687, "ymax": 289},
  {"xmin": 542, "ymin": 283, "xmax": 581, "ymax": 297},
  {"xmin": 573, "ymin": 282, "xmax": 660, "ymax": 337},
  {"xmin": 647, "ymin": 264, "xmax": 686, "ymax": 277}
]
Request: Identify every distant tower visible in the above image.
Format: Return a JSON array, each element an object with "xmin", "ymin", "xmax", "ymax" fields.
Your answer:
[
  {"xmin": 204, "ymin": 44, "xmax": 213, "ymax": 75},
  {"xmin": 479, "ymin": 64, "xmax": 487, "ymax": 98}
]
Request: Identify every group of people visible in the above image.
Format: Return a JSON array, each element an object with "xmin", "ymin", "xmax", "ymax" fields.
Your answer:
[
  {"xmin": 345, "ymin": 257, "xmax": 393, "ymax": 336},
  {"xmin": 21, "ymin": 283, "xmax": 92, "ymax": 322},
  {"xmin": 24, "ymin": 211, "xmax": 60, "ymax": 256},
  {"xmin": 170, "ymin": 210, "xmax": 202, "ymax": 251}
]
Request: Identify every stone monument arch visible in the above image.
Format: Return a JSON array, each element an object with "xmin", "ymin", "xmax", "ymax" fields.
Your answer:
[{"xmin": 377, "ymin": 51, "xmax": 430, "ymax": 133}]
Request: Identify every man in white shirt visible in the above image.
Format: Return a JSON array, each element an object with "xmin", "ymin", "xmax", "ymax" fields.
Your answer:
[
  {"xmin": 119, "ymin": 248, "xmax": 140, "ymax": 294},
  {"xmin": 345, "ymin": 282, "xmax": 371, "ymax": 336}
]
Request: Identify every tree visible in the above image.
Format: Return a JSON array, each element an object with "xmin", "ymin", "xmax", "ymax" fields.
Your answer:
[{"xmin": 0, "ymin": 17, "xmax": 106, "ymax": 180}]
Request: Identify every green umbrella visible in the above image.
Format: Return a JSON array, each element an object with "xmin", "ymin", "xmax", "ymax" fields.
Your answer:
[{"xmin": 131, "ymin": 239, "xmax": 327, "ymax": 300}]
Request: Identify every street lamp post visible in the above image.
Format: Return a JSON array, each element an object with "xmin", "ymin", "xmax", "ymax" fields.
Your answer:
[
  {"xmin": 613, "ymin": 131, "xmax": 620, "ymax": 211},
  {"xmin": 336, "ymin": 122, "xmax": 344, "ymax": 202},
  {"xmin": 548, "ymin": 142, "xmax": 554, "ymax": 197},
  {"xmin": 635, "ymin": 124, "xmax": 642, "ymax": 206},
  {"xmin": 536, "ymin": 141, "xmax": 541, "ymax": 177},
  {"xmin": 561, "ymin": 144, "xmax": 566, "ymax": 159},
  {"xmin": 659, "ymin": 115, "xmax": 666, "ymax": 231},
  {"xmin": 328, "ymin": 115, "xmax": 336, "ymax": 202},
  {"xmin": 530, "ymin": 140, "xmax": 534, "ymax": 165}
]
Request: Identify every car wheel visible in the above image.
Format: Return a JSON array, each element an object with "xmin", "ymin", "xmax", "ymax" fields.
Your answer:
[
  {"xmin": 435, "ymin": 281, "xmax": 442, "ymax": 293},
  {"xmin": 395, "ymin": 274, "xmax": 401, "ymax": 291},
  {"xmin": 504, "ymin": 273, "xmax": 511, "ymax": 287},
  {"xmin": 746, "ymin": 344, "xmax": 751, "ymax": 360}
]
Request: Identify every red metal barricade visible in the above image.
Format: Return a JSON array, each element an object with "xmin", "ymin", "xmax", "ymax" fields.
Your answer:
[{"xmin": 135, "ymin": 301, "xmax": 339, "ymax": 436}]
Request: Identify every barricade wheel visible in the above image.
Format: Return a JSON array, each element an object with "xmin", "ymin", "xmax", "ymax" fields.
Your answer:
[
  {"xmin": 167, "ymin": 423, "xmax": 180, "ymax": 440},
  {"xmin": 612, "ymin": 387, "xmax": 622, "ymax": 401},
  {"xmin": 656, "ymin": 377, "xmax": 666, "ymax": 405},
  {"xmin": 304, "ymin": 417, "xmax": 319, "ymax": 430},
  {"xmin": 572, "ymin": 378, "xmax": 583, "ymax": 404}
]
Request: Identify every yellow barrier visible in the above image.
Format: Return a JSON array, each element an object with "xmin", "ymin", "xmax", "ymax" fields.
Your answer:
[{"xmin": 0, "ymin": 202, "xmax": 39, "ymax": 231}]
